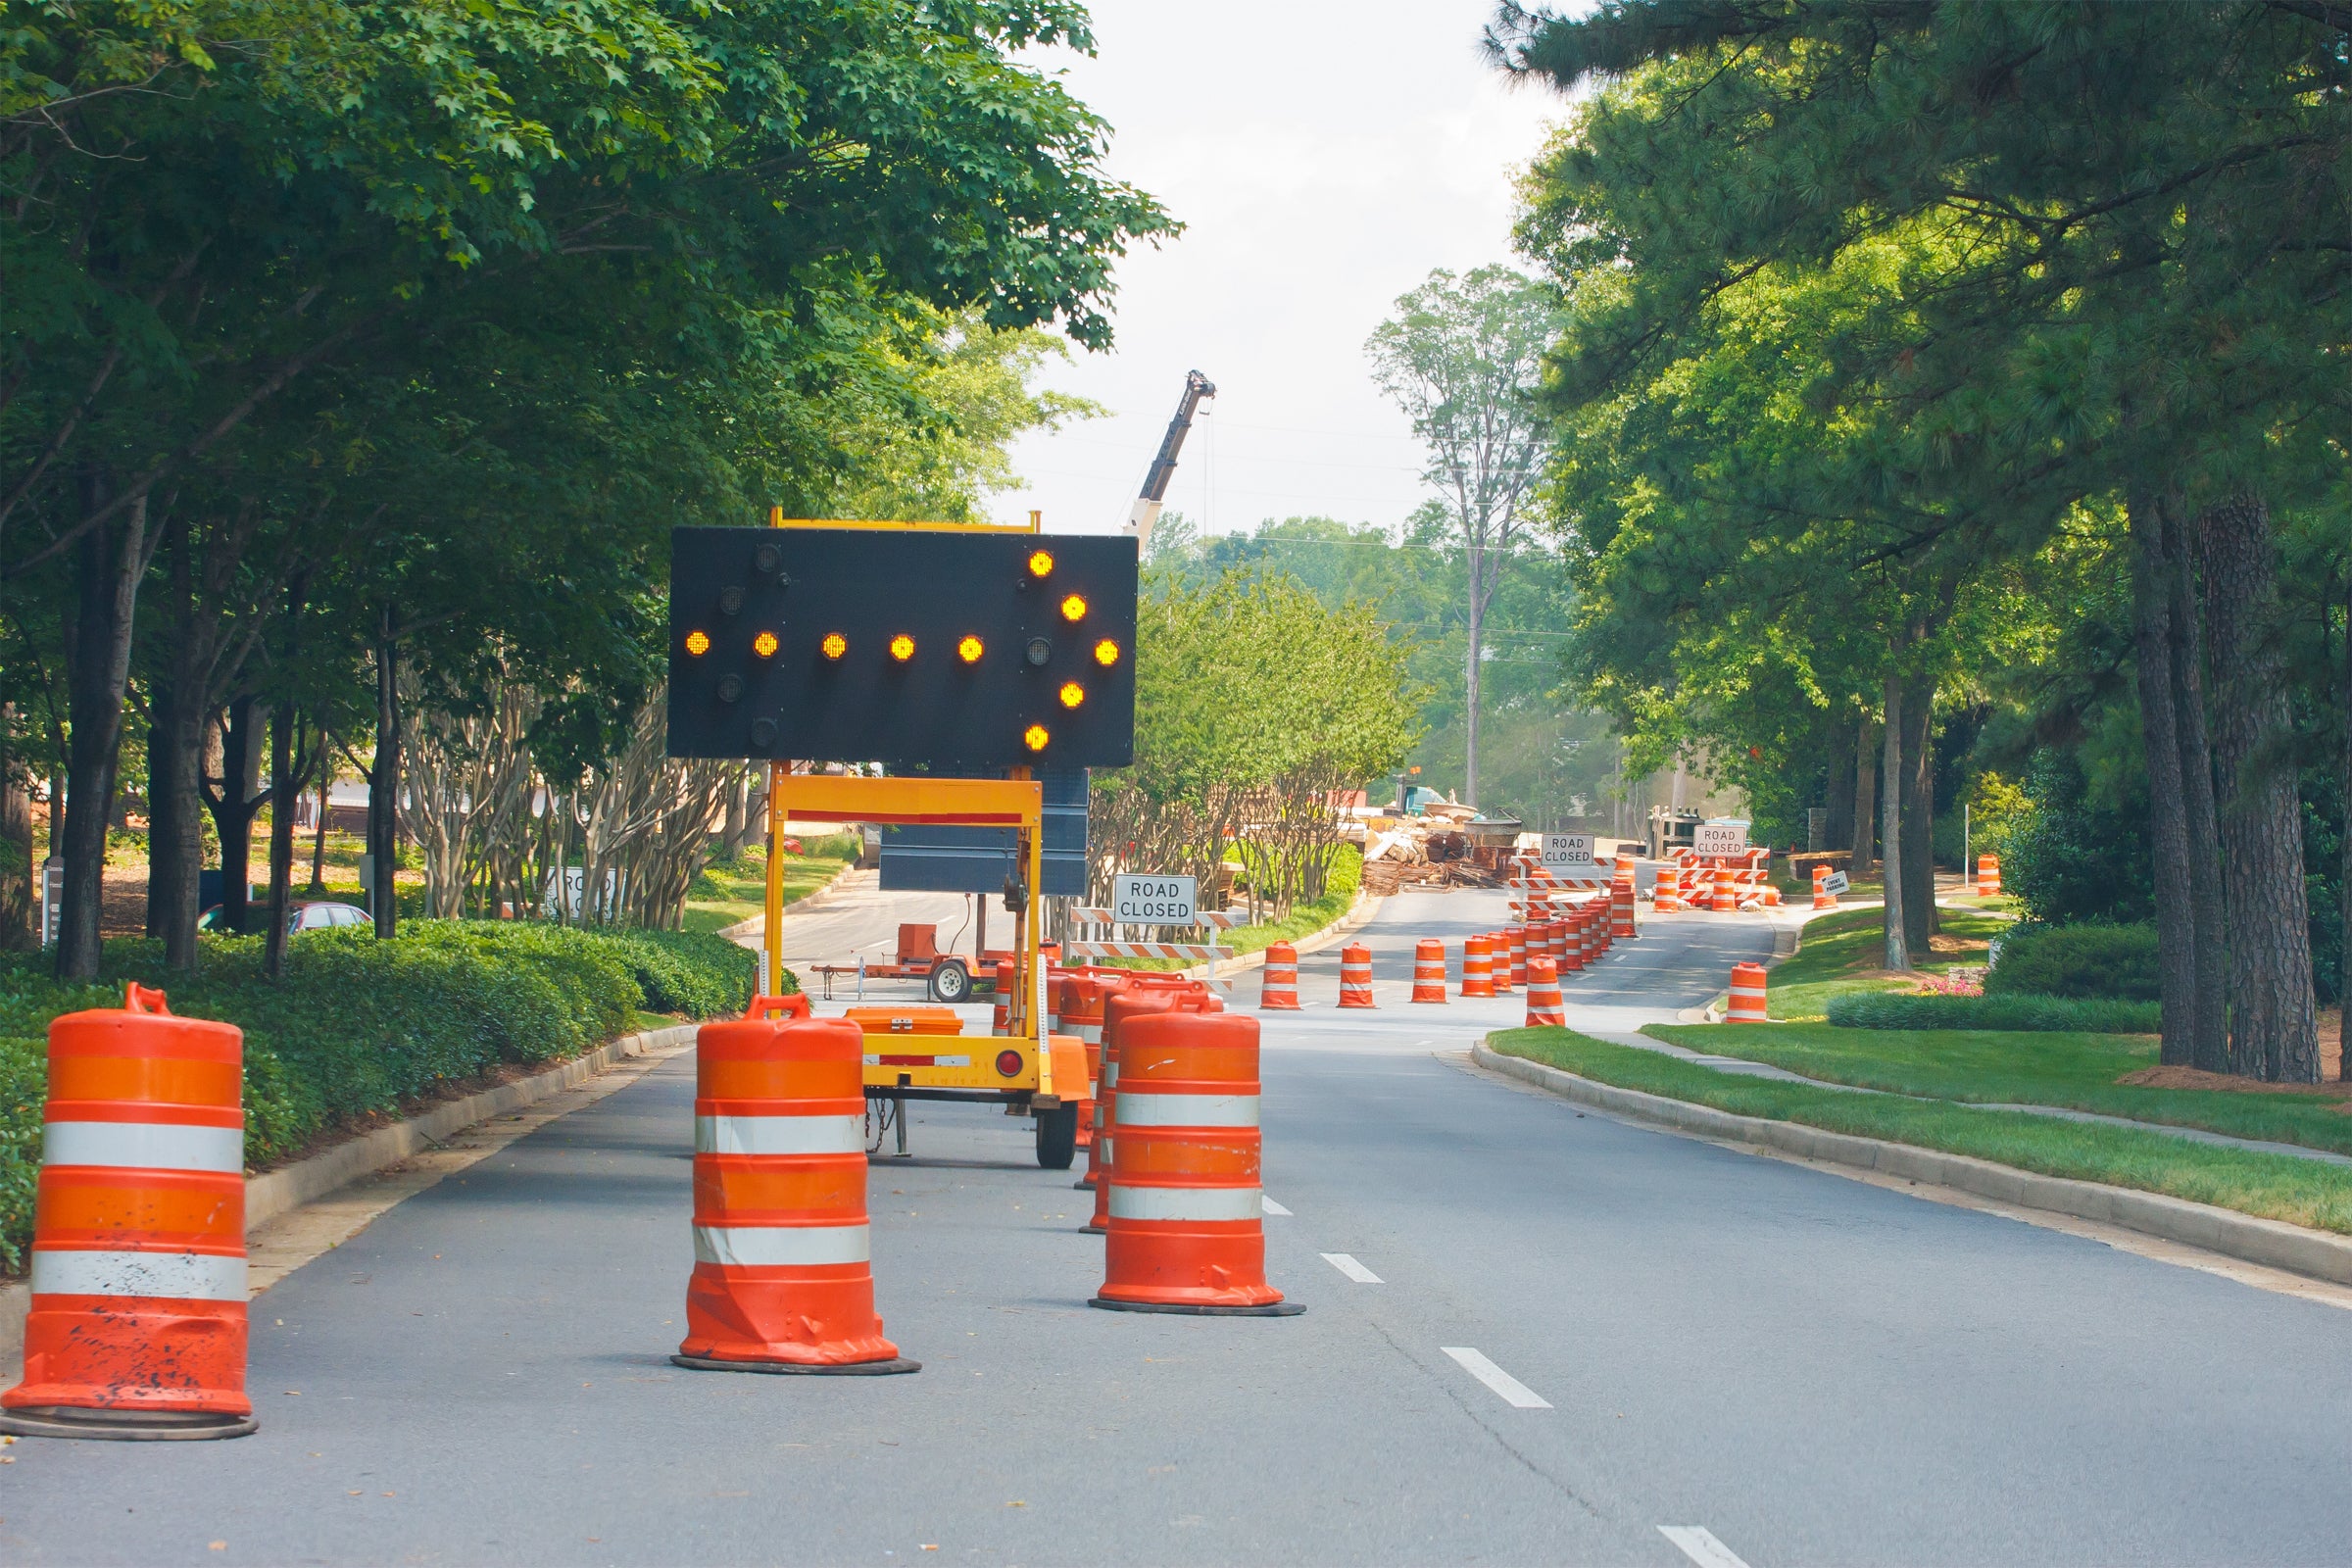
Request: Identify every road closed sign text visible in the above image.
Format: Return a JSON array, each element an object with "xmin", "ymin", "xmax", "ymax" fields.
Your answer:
[
  {"xmin": 1541, "ymin": 833, "xmax": 1596, "ymax": 869},
  {"xmin": 1112, "ymin": 874, "xmax": 1197, "ymax": 925},
  {"xmin": 1692, "ymin": 822, "xmax": 1750, "ymax": 857}
]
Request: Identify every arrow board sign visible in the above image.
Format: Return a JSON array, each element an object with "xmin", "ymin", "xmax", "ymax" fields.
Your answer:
[
  {"xmin": 1112, "ymin": 874, "xmax": 1197, "ymax": 926},
  {"xmin": 1541, "ymin": 833, "xmax": 1596, "ymax": 870}
]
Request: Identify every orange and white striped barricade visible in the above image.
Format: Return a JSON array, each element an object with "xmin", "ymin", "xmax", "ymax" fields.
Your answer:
[
  {"xmin": 1259, "ymin": 941, "xmax": 1301, "ymax": 1010},
  {"xmin": 1461, "ymin": 935, "xmax": 1496, "ymax": 998},
  {"xmin": 1410, "ymin": 939, "xmax": 1447, "ymax": 1003},
  {"xmin": 1727, "ymin": 962, "xmax": 1769, "ymax": 1024},
  {"xmin": 1338, "ymin": 943, "xmax": 1376, "ymax": 1008},
  {"xmin": 1088, "ymin": 982, "xmax": 1220, "ymax": 1233},
  {"xmin": 674, "ymin": 995, "xmax": 917, "ymax": 1375},
  {"xmin": 1489, "ymin": 933, "xmax": 1516, "ymax": 994},
  {"xmin": 1093, "ymin": 1009, "xmax": 1299, "ymax": 1317},
  {"xmin": 3, "ymin": 984, "xmax": 256, "ymax": 1441},
  {"xmin": 1812, "ymin": 864, "xmax": 1837, "ymax": 909},
  {"xmin": 1524, "ymin": 956, "xmax": 1565, "ymax": 1026},
  {"xmin": 1978, "ymin": 855, "xmax": 2001, "ymax": 897}
]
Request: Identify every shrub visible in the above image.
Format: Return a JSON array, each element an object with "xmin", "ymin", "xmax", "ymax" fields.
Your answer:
[
  {"xmin": 1984, "ymin": 922, "xmax": 2161, "ymax": 1002},
  {"xmin": 0, "ymin": 919, "xmax": 771, "ymax": 1272},
  {"xmin": 1828, "ymin": 991, "xmax": 2161, "ymax": 1034}
]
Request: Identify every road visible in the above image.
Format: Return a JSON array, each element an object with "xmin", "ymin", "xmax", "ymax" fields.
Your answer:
[{"xmin": 8, "ymin": 892, "xmax": 2352, "ymax": 1564}]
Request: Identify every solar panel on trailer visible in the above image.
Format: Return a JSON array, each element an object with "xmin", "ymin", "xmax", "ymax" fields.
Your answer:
[{"xmin": 665, "ymin": 529, "xmax": 1139, "ymax": 769}]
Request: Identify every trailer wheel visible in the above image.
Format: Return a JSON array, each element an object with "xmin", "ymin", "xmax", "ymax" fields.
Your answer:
[
  {"xmin": 1034, "ymin": 1102, "xmax": 1078, "ymax": 1170},
  {"xmin": 928, "ymin": 958, "xmax": 970, "ymax": 1004}
]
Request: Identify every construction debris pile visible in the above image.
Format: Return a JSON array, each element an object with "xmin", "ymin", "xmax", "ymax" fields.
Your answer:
[{"xmin": 1358, "ymin": 803, "xmax": 1523, "ymax": 896}]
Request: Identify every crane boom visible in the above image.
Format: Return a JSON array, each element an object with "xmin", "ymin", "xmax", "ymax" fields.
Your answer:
[{"xmin": 1124, "ymin": 368, "xmax": 1215, "ymax": 551}]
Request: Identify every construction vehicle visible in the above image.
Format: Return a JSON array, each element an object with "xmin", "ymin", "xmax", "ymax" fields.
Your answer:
[{"xmin": 1125, "ymin": 369, "xmax": 1215, "ymax": 551}]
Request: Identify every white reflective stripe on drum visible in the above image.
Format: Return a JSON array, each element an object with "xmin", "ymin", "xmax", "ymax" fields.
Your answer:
[
  {"xmin": 1103, "ymin": 1063, "xmax": 1118, "ymax": 1086},
  {"xmin": 30, "ymin": 1249, "xmax": 246, "ymax": 1301},
  {"xmin": 1087, "ymin": 1081, "xmax": 1099, "ymax": 1098},
  {"xmin": 1073, "ymin": 1024, "xmax": 1102, "ymax": 1043},
  {"xmin": 692, "ymin": 1224, "xmax": 869, "ymax": 1267},
  {"xmin": 1113, "ymin": 1093, "xmax": 1259, "ymax": 1128},
  {"xmin": 695, "ymin": 1114, "xmax": 864, "ymax": 1156},
  {"xmin": 1106, "ymin": 1186, "xmax": 1262, "ymax": 1222},
  {"xmin": 42, "ymin": 1120, "xmax": 244, "ymax": 1173}
]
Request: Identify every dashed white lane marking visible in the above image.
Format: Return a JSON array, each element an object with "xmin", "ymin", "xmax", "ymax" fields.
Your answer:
[
  {"xmin": 1658, "ymin": 1525, "xmax": 1752, "ymax": 1568},
  {"xmin": 1261, "ymin": 1196, "xmax": 1293, "ymax": 1216},
  {"xmin": 1319, "ymin": 1251, "xmax": 1382, "ymax": 1283},
  {"xmin": 1440, "ymin": 1347, "xmax": 1551, "ymax": 1408}
]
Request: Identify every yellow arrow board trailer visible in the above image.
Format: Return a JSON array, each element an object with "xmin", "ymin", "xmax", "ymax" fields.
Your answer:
[{"xmin": 760, "ymin": 773, "xmax": 1087, "ymax": 1169}]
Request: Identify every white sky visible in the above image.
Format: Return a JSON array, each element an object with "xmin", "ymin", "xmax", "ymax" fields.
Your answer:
[{"xmin": 990, "ymin": 3, "xmax": 1572, "ymax": 538}]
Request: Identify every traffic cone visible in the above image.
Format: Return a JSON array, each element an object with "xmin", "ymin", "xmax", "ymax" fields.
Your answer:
[
  {"xmin": 1524, "ymin": 956, "xmax": 1565, "ymax": 1027},
  {"xmin": 1978, "ymin": 855, "xmax": 2001, "ymax": 897},
  {"xmin": 1559, "ymin": 912, "xmax": 1586, "ymax": 973},
  {"xmin": 1259, "ymin": 942, "xmax": 1301, "ymax": 1010},
  {"xmin": 1410, "ymin": 939, "xmax": 1447, "ymax": 1003},
  {"xmin": 1093, "ymin": 1010, "xmax": 1300, "ymax": 1317},
  {"xmin": 1506, "ymin": 927, "xmax": 1529, "ymax": 988},
  {"xmin": 674, "ymin": 997, "xmax": 917, "ymax": 1375},
  {"xmin": 1088, "ymin": 982, "xmax": 1220, "ymax": 1233},
  {"xmin": 1710, "ymin": 862, "xmax": 1737, "ymax": 913},
  {"xmin": 1813, "ymin": 864, "xmax": 1837, "ymax": 909},
  {"xmin": 1338, "ymin": 944, "xmax": 1376, "ymax": 1007},
  {"xmin": 1062, "ymin": 973, "xmax": 1124, "ymax": 1156},
  {"xmin": 1489, "ymin": 933, "xmax": 1515, "ymax": 994},
  {"xmin": 1461, "ymin": 935, "xmax": 1496, "ymax": 998},
  {"xmin": 1728, "ymin": 962, "xmax": 1769, "ymax": 1023},
  {"xmin": 1614, "ymin": 866, "xmax": 1640, "ymax": 937},
  {"xmin": 3, "ymin": 984, "xmax": 257, "ymax": 1441}
]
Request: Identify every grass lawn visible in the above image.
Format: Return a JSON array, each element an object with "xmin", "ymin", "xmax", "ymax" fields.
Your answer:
[
  {"xmin": 1646, "ymin": 1021, "xmax": 2352, "ymax": 1158},
  {"xmin": 1764, "ymin": 905, "xmax": 2009, "ymax": 1020},
  {"xmin": 1489, "ymin": 1028, "xmax": 2352, "ymax": 1237},
  {"xmin": 681, "ymin": 835, "xmax": 859, "ymax": 936}
]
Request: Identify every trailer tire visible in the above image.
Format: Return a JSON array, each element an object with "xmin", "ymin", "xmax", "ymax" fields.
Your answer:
[
  {"xmin": 928, "ymin": 958, "xmax": 971, "ymax": 1004},
  {"xmin": 1034, "ymin": 1102, "xmax": 1078, "ymax": 1170}
]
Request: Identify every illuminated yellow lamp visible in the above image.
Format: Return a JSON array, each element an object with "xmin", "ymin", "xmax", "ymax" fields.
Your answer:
[
  {"xmin": 889, "ymin": 633, "xmax": 916, "ymax": 662},
  {"xmin": 752, "ymin": 630, "xmax": 779, "ymax": 658},
  {"xmin": 1023, "ymin": 723, "xmax": 1051, "ymax": 753},
  {"xmin": 1058, "ymin": 681, "xmax": 1085, "ymax": 710},
  {"xmin": 957, "ymin": 634, "xmax": 985, "ymax": 663},
  {"xmin": 684, "ymin": 629, "xmax": 711, "ymax": 657},
  {"xmin": 1059, "ymin": 592, "xmax": 1087, "ymax": 622},
  {"xmin": 1093, "ymin": 637, "xmax": 1120, "ymax": 666},
  {"xmin": 1027, "ymin": 549, "xmax": 1055, "ymax": 578},
  {"xmin": 821, "ymin": 632, "xmax": 848, "ymax": 661}
]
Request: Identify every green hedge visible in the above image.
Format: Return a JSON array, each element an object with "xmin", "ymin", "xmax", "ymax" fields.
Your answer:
[
  {"xmin": 1827, "ymin": 991, "xmax": 2162, "ymax": 1034},
  {"xmin": 0, "ymin": 921, "xmax": 763, "ymax": 1271},
  {"xmin": 1984, "ymin": 922, "xmax": 2161, "ymax": 1002}
]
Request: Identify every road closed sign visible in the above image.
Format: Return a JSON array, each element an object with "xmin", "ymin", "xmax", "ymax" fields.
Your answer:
[
  {"xmin": 1112, "ymin": 873, "xmax": 1197, "ymax": 925},
  {"xmin": 1692, "ymin": 821, "xmax": 1750, "ymax": 857},
  {"xmin": 1541, "ymin": 833, "xmax": 1596, "ymax": 869}
]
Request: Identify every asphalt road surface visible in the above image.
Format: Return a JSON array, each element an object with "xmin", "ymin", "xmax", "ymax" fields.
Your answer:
[{"xmin": 9, "ymin": 893, "xmax": 2352, "ymax": 1565}]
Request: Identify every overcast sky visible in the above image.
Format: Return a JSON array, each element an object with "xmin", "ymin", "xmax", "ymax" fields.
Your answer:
[{"xmin": 990, "ymin": 4, "xmax": 1572, "ymax": 539}]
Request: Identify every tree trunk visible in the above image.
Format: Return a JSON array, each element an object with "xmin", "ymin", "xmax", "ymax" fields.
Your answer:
[
  {"xmin": 56, "ymin": 484, "xmax": 150, "ymax": 980},
  {"xmin": 1824, "ymin": 718, "xmax": 1857, "ymax": 858},
  {"xmin": 204, "ymin": 696, "xmax": 269, "ymax": 934},
  {"xmin": 2131, "ymin": 494, "xmax": 2198, "ymax": 1067},
  {"xmin": 1900, "ymin": 672, "xmax": 1935, "ymax": 956},
  {"xmin": 1463, "ymin": 549, "xmax": 1484, "ymax": 809},
  {"xmin": 265, "ymin": 705, "xmax": 298, "ymax": 978},
  {"xmin": 1851, "ymin": 716, "xmax": 1879, "ymax": 871},
  {"xmin": 0, "ymin": 704, "xmax": 30, "ymax": 950},
  {"xmin": 1881, "ymin": 675, "xmax": 1909, "ymax": 971},
  {"xmin": 2164, "ymin": 495, "xmax": 2230, "ymax": 1073},
  {"xmin": 308, "ymin": 768, "xmax": 330, "ymax": 894},
  {"xmin": 368, "ymin": 626, "xmax": 401, "ymax": 939},
  {"xmin": 2198, "ymin": 494, "xmax": 2319, "ymax": 1082},
  {"xmin": 2341, "ymin": 563, "xmax": 2351, "ymax": 1077}
]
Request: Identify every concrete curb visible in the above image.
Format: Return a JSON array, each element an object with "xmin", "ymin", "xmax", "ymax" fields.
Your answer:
[
  {"xmin": 1469, "ymin": 1039, "xmax": 2352, "ymax": 1290},
  {"xmin": 1, "ymin": 1022, "xmax": 701, "ymax": 1377}
]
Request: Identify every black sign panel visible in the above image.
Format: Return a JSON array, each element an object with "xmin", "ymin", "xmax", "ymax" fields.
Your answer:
[
  {"xmin": 666, "ymin": 528, "xmax": 1139, "ymax": 769},
  {"xmin": 880, "ymin": 768, "xmax": 1089, "ymax": 896}
]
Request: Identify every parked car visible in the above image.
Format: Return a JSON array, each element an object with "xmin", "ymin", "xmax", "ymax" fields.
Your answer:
[{"xmin": 197, "ymin": 900, "xmax": 370, "ymax": 935}]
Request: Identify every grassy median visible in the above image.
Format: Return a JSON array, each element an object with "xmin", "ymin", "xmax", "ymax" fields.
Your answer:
[
  {"xmin": 1488, "ymin": 1027, "xmax": 2352, "ymax": 1237},
  {"xmin": 1763, "ymin": 906, "xmax": 2010, "ymax": 1020},
  {"xmin": 1645, "ymin": 1022, "xmax": 2352, "ymax": 1159}
]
